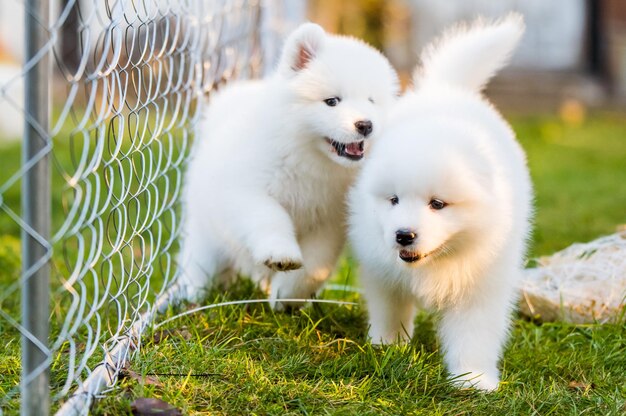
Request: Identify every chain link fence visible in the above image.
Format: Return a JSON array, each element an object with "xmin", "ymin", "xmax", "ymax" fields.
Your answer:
[{"xmin": 0, "ymin": 0, "xmax": 303, "ymax": 414}]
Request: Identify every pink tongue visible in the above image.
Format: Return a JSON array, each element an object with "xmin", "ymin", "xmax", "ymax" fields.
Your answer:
[{"xmin": 345, "ymin": 142, "xmax": 362, "ymax": 156}]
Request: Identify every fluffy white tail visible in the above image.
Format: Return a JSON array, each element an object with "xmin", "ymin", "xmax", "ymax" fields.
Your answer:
[{"xmin": 414, "ymin": 13, "xmax": 525, "ymax": 92}]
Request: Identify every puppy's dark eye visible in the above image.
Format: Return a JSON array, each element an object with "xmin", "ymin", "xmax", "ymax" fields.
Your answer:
[
  {"xmin": 389, "ymin": 195, "xmax": 399, "ymax": 206},
  {"xmin": 324, "ymin": 97, "xmax": 341, "ymax": 107},
  {"xmin": 429, "ymin": 198, "xmax": 447, "ymax": 210},
  {"xmin": 368, "ymin": 97, "xmax": 375, "ymax": 104}
]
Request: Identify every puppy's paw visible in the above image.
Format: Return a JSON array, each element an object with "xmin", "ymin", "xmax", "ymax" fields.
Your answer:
[
  {"xmin": 253, "ymin": 239, "xmax": 303, "ymax": 272},
  {"xmin": 269, "ymin": 288, "xmax": 312, "ymax": 312},
  {"xmin": 263, "ymin": 257, "xmax": 303, "ymax": 272},
  {"xmin": 270, "ymin": 298, "xmax": 306, "ymax": 313},
  {"xmin": 174, "ymin": 281, "xmax": 208, "ymax": 304},
  {"xmin": 268, "ymin": 272, "xmax": 316, "ymax": 312},
  {"xmin": 450, "ymin": 370, "xmax": 500, "ymax": 392},
  {"xmin": 368, "ymin": 329, "xmax": 411, "ymax": 346}
]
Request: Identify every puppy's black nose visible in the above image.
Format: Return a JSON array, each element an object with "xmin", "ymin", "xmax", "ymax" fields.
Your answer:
[
  {"xmin": 355, "ymin": 120, "xmax": 373, "ymax": 137},
  {"xmin": 395, "ymin": 229, "xmax": 416, "ymax": 246}
]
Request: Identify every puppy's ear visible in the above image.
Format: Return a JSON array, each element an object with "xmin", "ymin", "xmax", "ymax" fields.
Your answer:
[
  {"xmin": 278, "ymin": 23, "xmax": 326, "ymax": 76},
  {"xmin": 414, "ymin": 13, "xmax": 525, "ymax": 92}
]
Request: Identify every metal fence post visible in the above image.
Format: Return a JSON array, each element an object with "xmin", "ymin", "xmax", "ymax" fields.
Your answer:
[{"xmin": 21, "ymin": 0, "xmax": 51, "ymax": 414}]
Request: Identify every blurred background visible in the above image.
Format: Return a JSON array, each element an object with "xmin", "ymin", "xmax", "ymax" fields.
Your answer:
[{"xmin": 2, "ymin": 0, "xmax": 626, "ymax": 124}]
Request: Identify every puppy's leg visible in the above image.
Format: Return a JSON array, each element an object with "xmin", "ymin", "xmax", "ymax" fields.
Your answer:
[
  {"xmin": 176, "ymin": 231, "xmax": 223, "ymax": 303},
  {"xmin": 221, "ymin": 191, "xmax": 304, "ymax": 272},
  {"xmin": 438, "ymin": 266, "xmax": 519, "ymax": 391},
  {"xmin": 362, "ymin": 268, "xmax": 415, "ymax": 344},
  {"xmin": 269, "ymin": 224, "xmax": 344, "ymax": 310}
]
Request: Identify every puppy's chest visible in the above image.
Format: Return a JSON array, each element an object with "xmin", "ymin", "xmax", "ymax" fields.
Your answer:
[{"xmin": 267, "ymin": 160, "xmax": 351, "ymax": 230}]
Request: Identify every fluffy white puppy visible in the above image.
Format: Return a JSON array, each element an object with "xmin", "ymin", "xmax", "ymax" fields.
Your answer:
[
  {"xmin": 348, "ymin": 14, "xmax": 532, "ymax": 390},
  {"xmin": 178, "ymin": 23, "xmax": 399, "ymax": 308}
]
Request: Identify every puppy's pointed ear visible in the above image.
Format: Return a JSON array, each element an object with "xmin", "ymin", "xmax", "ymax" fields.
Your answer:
[{"xmin": 278, "ymin": 23, "xmax": 326, "ymax": 76}]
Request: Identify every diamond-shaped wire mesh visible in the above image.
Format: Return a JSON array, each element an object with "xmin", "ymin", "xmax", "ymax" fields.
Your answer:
[{"xmin": 0, "ymin": 0, "xmax": 301, "ymax": 414}]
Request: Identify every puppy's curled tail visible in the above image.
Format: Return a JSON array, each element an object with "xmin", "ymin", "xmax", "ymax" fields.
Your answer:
[{"xmin": 414, "ymin": 13, "xmax": 525, "ymax": 92}]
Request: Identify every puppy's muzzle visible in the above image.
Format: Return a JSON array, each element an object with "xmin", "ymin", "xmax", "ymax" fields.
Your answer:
[{"xmin": 395, "ymin": 229, "xmax": 416, "ymax": 247}]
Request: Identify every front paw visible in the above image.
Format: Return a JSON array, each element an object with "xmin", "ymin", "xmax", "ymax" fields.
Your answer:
[
  {"xmin": 257, "ymin": 242, "xmax": 303, "ymax": 272},
  {"xmin": 450, "ymin": 370, "xmax": 500, "ymax": 391},
  {"xmin": 263, "ymin": 257, "xmax": 303, "ymax": 272},
  {"xmin": 368, "ymin": 328, "xmax": 411, "ymax": 346}
]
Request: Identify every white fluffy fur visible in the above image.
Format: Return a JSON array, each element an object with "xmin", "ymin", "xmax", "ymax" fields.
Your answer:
[
  {"xmin": 348, "ymin": 14, "xmax": 532, "ymax": 391},
  {"xmin": 178, "ymin": 23, "xmax": 399, "ymax": 309}
]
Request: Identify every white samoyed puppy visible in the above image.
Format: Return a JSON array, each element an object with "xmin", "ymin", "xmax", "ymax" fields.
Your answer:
[
  {"xmin": 178, "ymin": 23, "xmax": 399, "ymax": 308},
  {"xmin": 348, "ymin": 14, "xmax": 532, "ymax": 390}
]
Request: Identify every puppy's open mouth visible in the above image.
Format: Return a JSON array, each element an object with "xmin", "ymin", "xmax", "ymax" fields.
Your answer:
[
  {"xmin": 325, "ymin": 137, "xmax": 365, "ymax": 161},
  {"xmin": 399, "ymin": 244, "xmax": 449, "ymax": 264},
  {"xmin": 399, "ymin": 249, "xmax": 424, "ymax": 263}
]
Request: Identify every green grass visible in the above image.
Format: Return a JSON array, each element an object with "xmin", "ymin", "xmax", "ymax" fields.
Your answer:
[
  {"xmin": 92, "ymin": 298, "xmax": 626, "ymax": 415},
  {"xmin": 1, "ymin": 113, "xmax": 626, "ymax": 414},
  {"xmin": 514, "ymin": 112, "xmax": 626, "ymax": 257}
]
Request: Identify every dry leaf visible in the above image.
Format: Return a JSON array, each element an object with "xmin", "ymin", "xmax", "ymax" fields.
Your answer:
[
  {"xmin": 131, "ymin": 397, "xmax": 181, "ymax": 416},
  {"xmin": 568, "ymin": 380, "xmax": 594, "ymax": 391}
]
